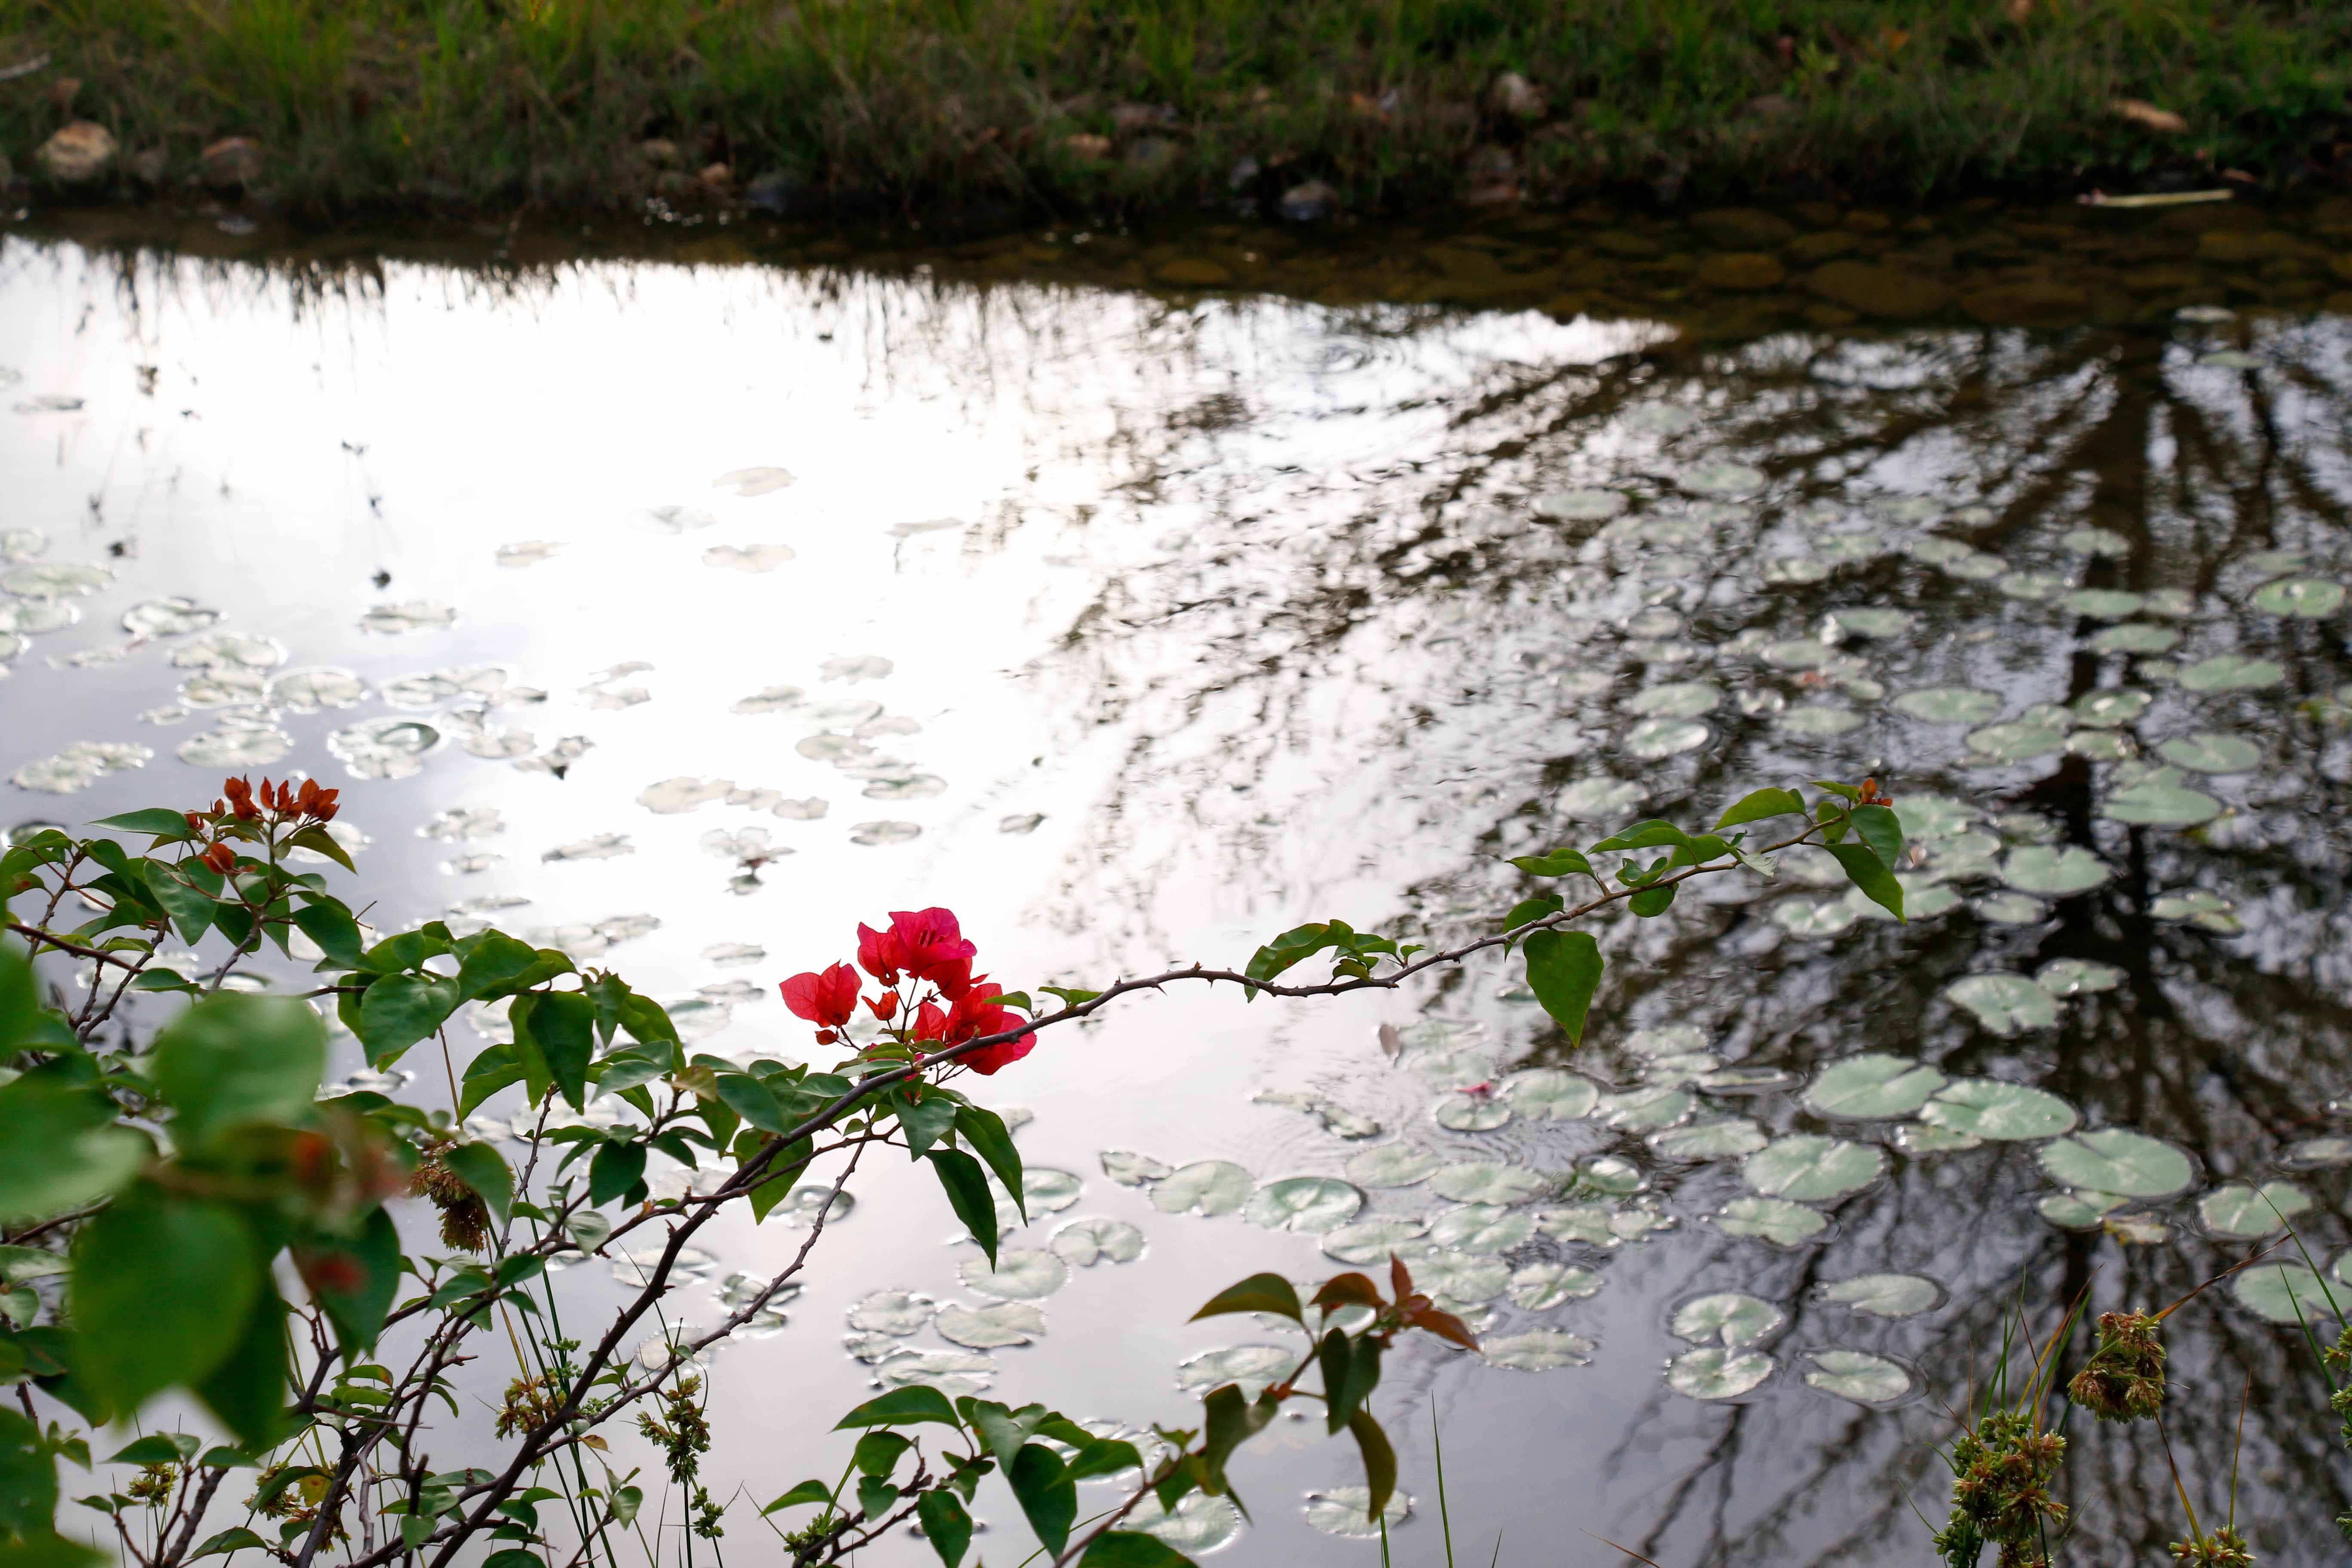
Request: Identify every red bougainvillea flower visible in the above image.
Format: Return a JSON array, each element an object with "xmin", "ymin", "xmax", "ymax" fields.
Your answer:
[
  {"xmin": 925, "ymin": 959, "xmax": 988, "ymax": 1003},
  {"xmin": 221, "ymin": 775, "xmax": 261, "ymax": 821},
  {"xmin": 855, "ymin": 922, "xmax": 903, "ymax": 985},
  {"xmin": 200, "ymin": 842, "xmax": 237, "ymax": 874},
  {"xmin": 913, "ymin": 986, "xmax": 1032, "ymax": 1075},
  {"xmin": 779, "ymin": 962, "xmax": 861, "ymax": 1029},
  {"xmin": 886, "ymin": 908, "xmax": 977, "ymax": 985}
]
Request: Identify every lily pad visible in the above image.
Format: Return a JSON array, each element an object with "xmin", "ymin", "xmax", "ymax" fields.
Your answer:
[
  {"xmin": 1596, "ymin": 1087, "xmax": 1694, "ymax": 1130},
  {"xmin": 1779, "ymin": 705, "xmax": 1865, "ymax": 737},
  {"xmin": 2063, "ymin": 590, "xmax": 2144, "ymax": 619},
  {"xmin": 1715, "ymin": 1197, "xmax": 1827, "ymax": 1246},
  {"xmin": 1649, "ymin": 1119, "xmax": 1769, "ymax": 1160},
  {"xmin": 1627, "ymin": 681, "xmax": 1720, "ymax": 718},
  {"xmin": 1151, "ymin": 1161, "xmax": 1254, "ymax": 1216},
  {"xmin": 1101, "ymin": 1151, "xmax": 1173, "ymax": 1187},
  {"xmin": 1744, "ymin": 1136, "xmax": 1886, "ymax": 1202},
  {"xmin": 2001, "ymin": 846, "xmax": 2110, "ymax": 896},
  {"xmin": 2233, "ymin": 1264, "xmax": 2333, "ymax": 1324},
  {"xmin": 1892, "ymin": 687, "xmax": 2003, "ymax": 726},
  {"xmin": 1804, "ymin": 1055, "xmax": 1947, "ymax": 1119},
  {"xmin": 935, "ymin": 1302, "xmax": 1045, "ymax": 1349},
  {"xmin": 2039, "ymin": 1191, "xmax": 2122, "ymax": 1229},
  {"xmin": 2037, "ymin": 1129, "xmax": 2194, "ymax": 1198},
  {"xmin": 1174, "ymin": 1345, "xmax": 1292, "ymax": 1397},
  {"xmin": 2034, "ymin": 959, "xmax": 2123, "ymax": 996},
  {"xmin": 1507, "ymin": 1262, "xmax": 1602, "ymax": 1310},
  {"xmin": 1412, "ymin": 1253, "xmax": 1510, "ymax": 1306},
  {"xmin": 1774, "ymin": 898, "xmax": 1860, "ymax": 937},
  {"xmin": 2252, "ymin": 578, "xmax": 2345, "ymax": 618},
  {"xmin": 2089, "ymin": 622, "xmax": 2180, "ymax": 655},
  {"xmin": 846, "ymin": 1290, "xmax": 935, "ymax": 1336},
  {"xmin": 1243, "ymin": 1178, "xmax": 1365, "ymax": 1234},
  {"xmin": 1895, "ymin": 795, "xmax": 1974, "ymax": 840},
  {"xmin": 2198, "ymin": 1181, "xmax": 2311, "ymax": 1239},
  {"xmin": 2178, "ymin": 655, "xmax": 2284, "ymax": 693},
  {"xmin": 958, "ymin": 1250, "xmax": 1069, "ymax": 1300},
  {"xmin": 1302, "ymin": 1488, "xmax": 1412, "ymax": 1539},
  {"xmin": 1626, "ymin": 718, "xmax": 1710, "ymax": 760},
  {"xmin": 1131, "ymin": 1493, "xmax": 1243, "ymax": 1552},
  {"xmin": 1344, "ymin": 1144, "xmax": 1443, "ymax": 1188},
  {"xmin": 872, "ymin": 1350, "xmax": 994, "ymax": 1398},
  {"xmin": 1502, "ymin": 1070, "xmax": 1600, "ymax": 1122},
  {"xmin": 1945, "ymin": 974, "xmax": 2063, "ymax": 1035},
  {"xmin": 1804, "ymin": 1350, "xmax": 1914, "ymax": 1405},
  {"xmin": 1818, "ymin": 1274, "xmax": 1941, "ymax": 1319},
  {"xmin": 1428, "ymin": 1205, "xmax": 1539, "ymax": 1254},
  {"xmin": 1484, "ymin": 1329, "xmax": 1596, "ymax": 1371},
  {"xmin": 1672, "ymin": 1292, "xmax": 1782, "ymax": 1348},
  {"xmin": 1667, "ymin": 1347, "xmax": 1774, "ymax": 1400},
  {"xmin": 1534, "ymin": 489, "xmax": 1628, "ymax": 522},
  {"xmin": 2150, "ymin": 888, "xmax": 2243, "ymax": 934},
  {"xmin": 1431, "ymin": 1163, "xmax": 1552, "ymax": 1206},
  {"xmin": 2155, "ymin": 733, "xmax": 2260, "ymax": 773},
  {"xmin": 1966, "ymin": 722, "xmax": 2066, "ymax": 764},
  {"xmin": 1679, "ymin": 461, "xmax": 1766, "ymax": 496},
  {"xmin": 2281, "ymin": 1137, "xmax": 2352, "ymax": 1171},
  {"xmin": 1322, "ymin": 1218, "xmax": 1433, "ymax": 1265},
  {"xmin": 2072, "ymin": 689, "xmax": 2152, "ymax": 727},
  {"xmin": 2066, "ymin": 731, "xmax": 2135, "ymax": 760},
  {"xmin": 1922, "ymin": 1079, "xmax": 2077, "ymax": 1140},
  {"xmin": 2102, "ymin": 772, "xmax": 2221, "ymax": 827},
  {"xmin": 1050, "ymin": 1218, "xmax": 1146, "ymax": 1266},
  {"xmin": 1433, "ymin": 1095, "xmax": 1513, "ymax": 1132},
  {"xmin": 1828, "ymin": 608, "xmax": 1914, "ymax": 638}
]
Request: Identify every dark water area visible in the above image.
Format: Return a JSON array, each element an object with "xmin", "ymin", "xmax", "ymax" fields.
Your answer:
[{"xmin": 5, "ymin": 195, "xmax": 2352, "ymax": 1566}]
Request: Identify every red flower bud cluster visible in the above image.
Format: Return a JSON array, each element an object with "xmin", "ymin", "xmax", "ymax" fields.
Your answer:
[
  {"xmin": 780, "ymin": 907, "xmax": 1034, "ymax": 1074},
  {"xmin": 200, "ymin": 842, "xmax": 237, "ymax": 874}
]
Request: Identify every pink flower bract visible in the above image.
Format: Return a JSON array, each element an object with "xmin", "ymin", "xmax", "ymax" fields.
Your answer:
[
  {"xmin": 779, "ymin": 962, "xmax": 861, "ymax": 1029},
  {"xmin": 913, "ymin": 985, "xmax": 1033, "ymax": 1075}
]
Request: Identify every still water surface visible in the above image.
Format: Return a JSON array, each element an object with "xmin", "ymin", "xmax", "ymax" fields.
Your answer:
[{"xmin": 4, "ymin": 199, "xmax": 2352, "ymax": 1565}]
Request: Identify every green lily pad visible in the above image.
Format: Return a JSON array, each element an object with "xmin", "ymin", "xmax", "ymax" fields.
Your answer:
[
  {"xmin": 1151, "ymin": 1160, "xmax": 1254, "ymax": 1216},
  {"xmin": 1534, "ymin": 489, "xmax": 1629, "ymax": 522},
  {"xmin": 2034, "ymin": 959, "xmax": 2122, "ymax": 996},
  {"xmin": 1101, "ymin": 1151, "xmax": 1173, "ymax": 1186},
  {"xmin": 1715, "ymin": 1196, "xmax": 1827, "ymax": 1246},
  {"xmin": 1302, "ymin": 1488, "xmax": 1413, "ymax": 1539},
  {"xmin": 1966, "ymin": 721, "xmax": 2068, "ymax": 763},
  {"xmin": 1829, "ymin": 609, "xmax": 1914, "ymax": 638},
  {"xmin": 1762, "ymin": 639, "xmax": 1836, "ymax": 670},
  {"xmin": 2156, "ymin": 733, "xmax": 2260, "ymax": 773},
  {"xmin": 1344, "ymin": 1144, "xmax": 1442, "ymax": 1188},
  {"xmin": 2001, "ymin": 846, "xmax": 2110, "ymax": 896},
  {"xmin": 2150, "ymin": 888, "xmax": 2242, "ymax": 933},
  {"xmin": 1432, "ymin": 1162, "xmax": 1552, "ymax": 1206},
  {"xmin": 848, "ymin": 1290, "xmax": 936, "ymax": 1335},
  {"xmin": 1893, "ymin": 1122, "xmax": 1984, "ymax": 1154},
  {"xmin": 959, "ymin": 1249, "xmax": 1070, "ymax": 1300},
  {"xmin": 1175, "ymin": 1344, "xmax": 1294, "ymax": 1396},
  {"xmin": 2198, "ymin": 1181, "xmax": 2310, "ymax": 1239},
  {"xmin": 2282, "ymin": 1137, "xmax": 2352, "ymax": 1171},
  {"xmin": 1484, "ymin": 1329, "xmax": 1596, "ymax": 1371},
  {"xmin": 1627, "ymin": 681, "xmax": 1720, "ymax": 718},
  {"xmin": 2038, "ymin": 1191, "xmax": 2122, "ymax": 1229},
  {"xmin": 1781, "ymin": 706, "xmax": 1864, "ymax": 737},
  {"xmin": 1321, "ymin": 1218, "xmax": 1433, "ymax": 1265},
  {"xmin": 1744, "ymin": 1136, "xmax": 1886, "ymax": 1201},
  {"xmin": 1433, "ymin": 1094, "xmax": 1513, "ymax": 1131},
  {"xmin": 2233, "ymin": 1264, "xmax": 2334, "ymax": 1324},
  {"xmin": 1649, "ymin": 1118, "xmax": 1769, "ymax": 1159},
  {"xmin": 2178, "ymin": 655, "xmax": 2284, "ymax": 693},
  {"xmin": 1893, "ymin": 688, "xmax": 2003, "ymax": 726},
  {"xmin": 1804, "ymin": 1054, "xmax": 1947, "ymax": 1119},
  {"xmin": 1429, "ymin": 1204, "xmax": 1539, "ymax": 1254},
  {"xmin": 1626, "ymin": 718, "xmax": 1710, "ymax": 759},
  {"xmin": 2062, "ymin": 526, "xmax": 2132, "ymax": 556},
  {"xmin": 2102, "ymin": 771, "xmax": 2222, "ymax": 826},
  {"xmin": 1049, "ymin": 1218, "xmax": 1146, "ymax": 1266},
  {"xmin": 1680, "ymin": 461, "xmax": 1767, "ymax": 496},
  {"xmin": 2063, "ymin": 589, "xmax": 2145, "ymax": 619},
  {"xmin": 2036, "ymin": 1128, "xmax": 2191, "ymax": 1197},
  {"xmin": 1597, "ymin": 1087, "xmax": 1694, "ymax": 1130},
  {"xmin": 1507, "ymin": 1262, "xmax": 1602, "ymax": 1310},
  {"xmin": 2251, "ymin": 578, "xmax": 2345, "ymax": 618},
  {"xmin": 2066, "ymin": 731, "xmax": 2135, "ymax": 761},
  {"xmin": 2073, "ymin": 689, "xmax": 2152, "ymax": 727},
  {"xmin": 1775, "ymin": 898, "xmax": 1861, "ymax": 937},
  {"xmin": 1849, "ymin": 879, "xmax": 1960, "ymax": 922},
  {"xmin": 1537, "ymin": 1200, "xmax": 1674, "ymax": 1247},
  {"xmin": 1414, "ymin": 1253, "xmax": 1510, "ymax": 1305},
  {"xmin": 1894, "ymin": 795, "xmax": 1974, "ymax": 839},
  {"xmin": 1804, "ymin": 1349, "xmax": 1914, "ymax": 1404},
  {"xmin": 1503, "ymin": 1070, "xmax": 1600, "ymax": 1122},
  {"xmin": 1818, "ymin": 1274, "xmax": 1940, "ymax": 1319},
  {"xmin": 1998, "ymin": 570, "xmax": 2068, "ymax": 601},
  {"xmin": 1922, "ymin": 1078, "xmax": 2078, "ymax": 1139},
  {"xmin": 1945, "ymin": 974, "xmax": 2062, "ymax": 1035},
  {"xmin": 1243, "ymin": 1177, "xmax": 1365, "ymax": 1234},
  {"xmin": 2089, "ymin": 622, "xmax": 2181, "ymax": 655},
  {"xmin": 935, "ymin": 1301, "xmax": 1046, "ymax": 1348},
  {"xmin": 1672, "ymin": 1292, "xmax": 1783, "ymax": 1347},
  {"xmin": 1667, "ymin": 1347, "xmax": 1774, "ymax": 1399}
]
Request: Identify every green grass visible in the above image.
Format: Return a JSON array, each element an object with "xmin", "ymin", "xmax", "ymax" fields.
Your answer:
[{"xmin": 2, "ymin": 0, "xmax": 2350, "ymax": 219}]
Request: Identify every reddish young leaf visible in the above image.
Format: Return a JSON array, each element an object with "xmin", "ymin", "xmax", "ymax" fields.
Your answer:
[
  {"xmin": 1403, "ymin": 1306, "xmax": 1480, "ymax": 1353},
  {"xmin": 1311, "ymin": 1273, "xmax": 1384, "ymax": 1312},
  {"xmin": 1387, "ymin": 1253, "xmax": 1416, "ymax": 1304}
]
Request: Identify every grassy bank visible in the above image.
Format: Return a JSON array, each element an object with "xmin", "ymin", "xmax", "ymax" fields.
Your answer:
[{"xmin": 2, "ymin": 0, "xmax": 2350, "ymax": 221}]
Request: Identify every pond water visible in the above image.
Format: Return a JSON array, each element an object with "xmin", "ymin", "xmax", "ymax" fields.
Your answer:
[{"xmin": 6, "ymin": 195, "xmax": 2352, "ymax": 1565}]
